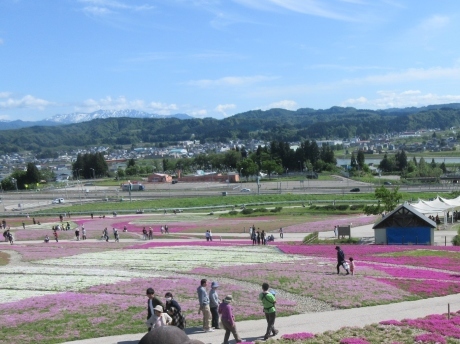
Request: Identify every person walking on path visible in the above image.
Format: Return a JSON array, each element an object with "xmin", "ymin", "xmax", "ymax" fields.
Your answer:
[
  {"xmin": 75, "ymin": 227, "xmax": 80, "ymax": 241},
  {"xmin": 197, "ymin": 279, "xmax": 214, "ymax": 332},
  {"xmin": 146, "ymin": 288, "xmax": 165, "ymax": 332},
  {"xmin": 335, "ymin": 246, "xmax": 350, "ymax": 275},
  {"xmin": 251, "ymin": 230, "xmax": 257, "ymax": 245},
  {"xmin": 82, "ymin": 227, "xmax": 87, "ymax": 240},
  {"xmin": 209, "ymin": 281, "xmax": 221, "ymax": 329},
  {"xmin": 113, "ymin": 227, "xmax": 119, "ymax": 242},
  {"xmin": 279, "ymin": 227, "xmax": 283, "ymax": 238},
  {"xmin": 259, "ymin": 282, "xmax": 278, "ymax": 340},
  {"xmin": 218, "ymin": 295, "xmax": 242, "ymax": 344},
  {"xmin": 53, "ymin": 229, "xmax": 58, "ymax": 242}
]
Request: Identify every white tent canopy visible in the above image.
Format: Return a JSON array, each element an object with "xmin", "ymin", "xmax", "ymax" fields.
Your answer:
[{"xmin": 409, "ymin": 196, "xmax": 460, "ymax": 225}]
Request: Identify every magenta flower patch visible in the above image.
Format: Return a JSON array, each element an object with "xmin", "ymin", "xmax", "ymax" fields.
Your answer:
[{"xmin": 281, "ymin": 332, "xmax": 315, "ymax": 340}]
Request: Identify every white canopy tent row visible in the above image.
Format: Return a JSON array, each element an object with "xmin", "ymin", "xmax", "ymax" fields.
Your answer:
[{"xmin": 408, "ymin": 196, "xmax": 460, "ymax": 226}]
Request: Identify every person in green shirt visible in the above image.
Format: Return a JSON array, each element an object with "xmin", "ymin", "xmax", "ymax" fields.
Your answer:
[{"xmin": 259, "ymin": 282, "xmax": 279, "ymax": 340}]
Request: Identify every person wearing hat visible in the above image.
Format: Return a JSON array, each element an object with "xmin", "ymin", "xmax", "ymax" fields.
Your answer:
[
  {"xmin": 146, "ymin": 305, "xmax": 172, "ymax": 330},
  {"xmin": 209, "ymin": 281, "xmax": 221, "ymax": 329},
  {"xmin": 146, "ymin": 288, "xmax": 165, "ymax": 332},
  {"xmin": 218, "ymin": 295, "xmax": 242, "ymax": 344},
  {"xmin": 335, "ymin": 246, "xmax": 350, "ymax": 275}
]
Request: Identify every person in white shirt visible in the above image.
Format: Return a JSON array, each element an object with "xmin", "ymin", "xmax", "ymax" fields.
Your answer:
[{"xmin": 146, "ymin": 305, "xmax": 172, "ymax": 330}]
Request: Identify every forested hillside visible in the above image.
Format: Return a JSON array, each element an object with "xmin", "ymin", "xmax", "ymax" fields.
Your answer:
[{"xmin": 1, "ymin": 106, "xmax": 460, "ymax": 154}]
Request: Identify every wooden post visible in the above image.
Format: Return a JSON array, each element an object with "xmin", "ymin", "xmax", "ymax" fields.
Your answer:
[{"xmin": 448, "ymin": 303, "xmax": 451, "ymax": 320}]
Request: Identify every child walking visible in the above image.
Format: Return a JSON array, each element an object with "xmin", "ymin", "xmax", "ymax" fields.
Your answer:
[{"xmin": 349, "ymin": 257, "xmax": 355, "ymax": 275}]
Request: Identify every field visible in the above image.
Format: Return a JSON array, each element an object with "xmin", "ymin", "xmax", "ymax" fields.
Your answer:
[{"xmin": 0, "ymin": 211, "xmax": 460, "ymax": 343}]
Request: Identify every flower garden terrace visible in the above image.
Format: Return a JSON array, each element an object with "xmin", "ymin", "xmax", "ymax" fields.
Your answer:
[{"xmin": 0, "ymin": 213, "xmax": 460, "ymax": 343}]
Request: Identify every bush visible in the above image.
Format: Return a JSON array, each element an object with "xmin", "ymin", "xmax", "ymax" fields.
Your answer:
[
  {"xmin": 241, "ymin": 208, "xmax": 254, "ymax": 215},
  {"xmin": 270, "ymin": 207, "xmax": 282, "ymax": 213},
  {"xmin": 350, "ymin": 204, "xmax": 364, "ymax": 210},
  {"xmin": 254, "ymin": 208, "xmax": 268, "ymax": 213},
  {"xmin": 452, "ymin": 228, "xmax": 460, "ymax": 246},
  {"xmin": 336, "ymin": 205, "xmax": 349, "ymax": 211},
  {"xmin": 228, "ymin": 210, "xmax": 238, "ymax": 216}
]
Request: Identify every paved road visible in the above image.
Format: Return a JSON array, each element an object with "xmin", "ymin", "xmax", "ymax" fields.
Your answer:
[{"xmin": 63, "ymin": 294, "xmax": 460, "ymax": 344}]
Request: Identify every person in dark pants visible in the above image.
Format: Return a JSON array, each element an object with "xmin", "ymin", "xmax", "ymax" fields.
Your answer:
[
  {"xmin": 335, "ymin": 246, "xmax": 350, "ymax": 275},
  {"xmin": 209, "ymin": 281, "xmax": 220, "ymax": 329},
  {"xmin": 259, "ymin": 282, "xmax": 278, "ymax": 340},
  {"xmin": 146, "ymin": 288, "xmax": 165, "ymax": 332}
]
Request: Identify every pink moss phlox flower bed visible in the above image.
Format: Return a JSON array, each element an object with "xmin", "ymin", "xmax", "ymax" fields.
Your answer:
[
  {"xmin": 379, "ymin": 311, "xmax": 460, "ymax": 343},
  {"xmin": 2, "ymin": 241, "xmax": 133, "ymax": 260},
  {"xmin": 125, "ymin": 240, "xmax": 260, "ymax": 249},
  {"xmin": 278, "ymin": 245, "xmax": 460, "ymax": 271},
  {"xmin": 0, "ymin": 291, "xmax": 144, "ymax": 327},
  {"xmin": 414, "ymin": 333, "xmax": 446, "ymax": 344},
  {"xmin": 191, "ymin": 260, "xmax": 411, "ymax": 308},
  {"xmin": 340, "ymin": 338, "xmax": 370, "ymax": 344},
  {"xmin": 284, "ymin": 215, "xmax": 378, "ymax": 233},
  {"xmin": 281, "ymin": 332, "xmax": 315, "ymax": 340}
]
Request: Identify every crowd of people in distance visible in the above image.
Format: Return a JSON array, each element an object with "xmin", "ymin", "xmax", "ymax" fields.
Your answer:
[{"xmin": 248, "ymin": 225, "xmax": 278, "ymax": 245}]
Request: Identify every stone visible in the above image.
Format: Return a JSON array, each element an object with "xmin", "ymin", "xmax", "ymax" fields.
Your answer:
[{"xmin": 138, "ymin": 326, "xmax": 204, "ymax": 344}]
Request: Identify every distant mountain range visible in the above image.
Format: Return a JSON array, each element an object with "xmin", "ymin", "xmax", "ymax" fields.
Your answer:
[
  {"xmin": 1, "ymin": 104, "xmax": 460, "ymax": 153},
  {"xmin": 0, "ymin": 109, "xmax": 194, "ymax": 130}
]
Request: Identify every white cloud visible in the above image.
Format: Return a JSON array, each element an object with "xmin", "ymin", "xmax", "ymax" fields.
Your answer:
[
  {"xmin": 0, "ymin": 92, "xmax": 12, "ymax": 98},
  {"xmin": 78, "ymin": 96, "xmax": 143, "ymax": 112},
  {"xmin": 146, "ymin": 102, "xmax": 178, "ymax": 115},
  {"xmin": 342, "ymin": 90, "xmax": 460, "ymax": 109},
  {"xmin": 418, "ymin": 15, "xmax": 450, "ymax": 31},
  {"xmin": 267, "ymin": 100, "xmax": 298, "ymax": 110},
  {"xmin": 0, "ymin": 95, "xmax": 54, "ymax": 110},
  {"xmin": 189, "ymin": 109, "xmax": 208, "ymax": 118},
  {"xmin": 77, "ymin": 96, "xmax": 178, "ymax": 115},
  {"xmin": 189, "ymin": 75, "xmax": 276, "ymax": 88},
  {"xmin": 233, "ymin": 0, "xmax": 365, "ymax": 21},
  {"xmin": 215, "ymin": 103, "xmax": 236, "ymax": 117},
  {"xmin": 342, "ymin": 67, "xmax": 460, "ymax": 85},
  {"xmin": 79, "ymin": 0, "xmax": 154, "ymax": 16},
  {"xmin": 0, "ymin": 114, "xmax": 10, "ymax": 120}
]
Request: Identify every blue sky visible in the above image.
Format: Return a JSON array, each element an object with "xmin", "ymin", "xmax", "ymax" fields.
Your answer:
[{"xmin": 1, "ymin": 0, "xmax": 460, "ymax": 121}]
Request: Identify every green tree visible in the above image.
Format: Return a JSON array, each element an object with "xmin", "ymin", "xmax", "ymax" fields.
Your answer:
[
  {"xmin": 237, "ymin": 159, "xmax": 258, "ymax": 180},
  {"xmin": 364, "ymin": 186, "xmax": 402, "ymax": 215},
  {"xmin": 25, "ymin": 163, "xmax": 41, "ymax": 185},
  {"xmin": 357, "ymin": 150, "xmax": 365, "ymax": 169},
  {"xmin": 261, "ymin": 159, "xmax": 283, "ymax": 179},
  {"xmin": 127, "ymin": 158, "xmax": 136, "ymax": 168}
]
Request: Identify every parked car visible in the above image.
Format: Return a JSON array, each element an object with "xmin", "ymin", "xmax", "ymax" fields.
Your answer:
[
  {"xmin": 350, "ymin": 188, "xmax": 360, "ymax": 192},
  {"xmin": 383, "ymin": 181, "xmax": 392, "ymax": 185},
  {"xmin": 52, "ymin": 198, "xmax": 65, "ymax": 204},
  {"xmin": 241, "ymin": 188, "xmax": 251, "ymax": 192}
]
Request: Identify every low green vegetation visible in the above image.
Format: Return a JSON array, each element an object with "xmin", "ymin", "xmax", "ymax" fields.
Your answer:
[{"xmin": 0, "ymin": 252, "xmax": 9, "ymax": 266}]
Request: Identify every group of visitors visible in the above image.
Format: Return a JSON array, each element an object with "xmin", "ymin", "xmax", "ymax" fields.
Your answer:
[
  {"xmin": 145, "ymin": 288, "xmax": 186, "ymax": 331},
  {"xmin": 142, "ymin": 225, "xmax": 170, "ymax": 240},
  {"xmin": 250, "ymin": 226, "xmax": 273, "ymax": 245},
  {"xmin": 2, "ymin": 228, "xmax": 13, "ymax": 244},
  {"xmin": 147, "ymin": 278, "xmax": 269, "ymax": 344},
  {"xmin": 194, "ymin": 278, "xmax": 278, "ymax": 343},
  {"xmin": 335, "ymin": 246, "xmax": 355, "ymax": 276},
  {"xmin": 205, "ymin": 230, "xmax": 213, "ymax": 241}
]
